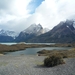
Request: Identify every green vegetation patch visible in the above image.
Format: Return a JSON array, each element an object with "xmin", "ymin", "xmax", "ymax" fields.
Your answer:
[{"xmin": 44, "ymin": 55, "xmax": 65, "ymax": 67}]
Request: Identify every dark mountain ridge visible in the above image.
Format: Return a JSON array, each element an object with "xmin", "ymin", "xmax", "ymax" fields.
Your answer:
[{"xmin": 28, "ymin": 20, "xmax": 75, "ymax": 43}]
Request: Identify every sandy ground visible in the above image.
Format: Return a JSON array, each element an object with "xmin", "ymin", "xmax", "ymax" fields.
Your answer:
[{"xmin": 0, "ymin": 55, "xmax": 75, "ymax": 75}]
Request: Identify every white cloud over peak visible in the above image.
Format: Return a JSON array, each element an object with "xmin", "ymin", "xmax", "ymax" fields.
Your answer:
[
  {"xmin": 32, "ymin": 0, "xmax": 75, "ymax": 29},
  {"xmin": 0, "ymin": 0, "xmax": 75, "ymax": 32}
]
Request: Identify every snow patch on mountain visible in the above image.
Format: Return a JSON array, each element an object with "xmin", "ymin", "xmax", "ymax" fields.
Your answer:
[
  {"xmin": 22, "ymin": 23, "xmax": 50, "ymax": 36},
  {"xmin": 0, "ymin": 29, "xmax": 19, "ymax": 39},
  {"xmin": 67, "ymin": 25, "xmax": 69, "ymax": 28},
  {"xmin": 22, "ymin": 23, "xmax": 43, "ymax": 34},
  {"xmin": 73, "ymin": 22, "xmax": 75, "ymax": 28},
  {"xmin": 66, "ymin": 19, "xmax": 75, "ymax": 29}
]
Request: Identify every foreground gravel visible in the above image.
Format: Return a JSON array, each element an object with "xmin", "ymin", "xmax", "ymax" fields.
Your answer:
[{"xmin": 0, "ymin": 55, "xmax": 75, "ymax": 75}]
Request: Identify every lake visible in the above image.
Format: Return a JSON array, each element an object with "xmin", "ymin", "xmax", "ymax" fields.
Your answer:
[
  {"xmin": 1, "ymin": 43, "xmax": 72, "ymax": 55},
  {"xmin": 0, "ymin": 42, "xmax": 17, "ymax": 45},
  {"xmin": 4, "ymin": 47, "xmax": 72, "ymax": 55},
  {"xmin": 0, "ymin": 42, "xmax": 55, "ymax": 45}
]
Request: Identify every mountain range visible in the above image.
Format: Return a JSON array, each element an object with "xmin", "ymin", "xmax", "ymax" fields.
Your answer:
[
  {"xmin": 0, "ymin": 24, "xmax": 49, "ymax": 42},
  {"xmin": 0, "ymin": 29, "xmax": 19, "ymax": 42},
  {"xmin": 28, "ymin": 20, "xmax": 75, "ymax": 43},
  {"xmin": 15, "ymin": 23, "xmax": 49, "ymax": 42},
  {"xmin": 0, "ymin": 20, "xmax": 75, "ymax": 43}
]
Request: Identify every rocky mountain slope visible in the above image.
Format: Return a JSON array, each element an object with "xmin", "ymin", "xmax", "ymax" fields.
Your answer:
[
  {"xmin": 28, "ymin": 20, "xmax": 75, "ymax": 43},
  {"xmin": 15, "ymin": 24, "xmax": 49, "ymax": 42}
]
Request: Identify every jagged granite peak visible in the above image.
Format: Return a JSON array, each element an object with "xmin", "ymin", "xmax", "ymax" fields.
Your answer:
[
  {"xmin": 22, "ymin": 23, "xmax": 43, "ymax": 34},
  {"xmin": 15, "ymin": 23, "xmax": 50, "ymax": 42}
]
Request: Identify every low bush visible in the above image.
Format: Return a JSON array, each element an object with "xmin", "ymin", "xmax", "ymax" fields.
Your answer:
[{"xmin": 44, "ymin": 55, "xmax": 65, "ymax": 67}]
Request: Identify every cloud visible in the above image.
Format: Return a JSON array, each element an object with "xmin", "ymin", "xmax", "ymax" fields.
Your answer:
[
  {"xmin": 0, "ymin": 0, "xmax": 12, "ymax": 10},
  {"xmin": 0, "ymin": 0, "xmax": 32, "ymax": 31},
  {"xmin": 0, "ymin": 0, "xmax": 75, "ymax": 32},
  {"xmin": 29, "ymin": 0, "xmax": 75, "ymax": 29},
  {"xmin": 27, "ymin": 0, "xmax": 45, "ymax": 14}
]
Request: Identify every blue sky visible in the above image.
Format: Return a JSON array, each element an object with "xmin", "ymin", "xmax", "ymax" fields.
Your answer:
[
  {"xmin": 0, "ymin": 0, "xmax": 75, "ymax": 32},
  {"xmin": 28, "ymin": 0, "xmax": 45, "ymax": 14}
]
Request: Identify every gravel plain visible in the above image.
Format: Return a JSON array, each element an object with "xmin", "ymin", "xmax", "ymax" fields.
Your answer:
[{"xmin": 0, "ymin": 55, "xmax": 75, "ymax": 75}]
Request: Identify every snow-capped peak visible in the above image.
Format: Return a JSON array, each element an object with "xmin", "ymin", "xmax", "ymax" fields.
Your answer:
[
  {"xmin": 65, "ymin": 19, "xmax": 75, "ymax": 29},
  {"xmin": 23, "ymin": 24, "xmax": 43, "ymax": 34},
  {"xmin": 0, "ymin": 29, "xmax": 19, "ymax": 39}
]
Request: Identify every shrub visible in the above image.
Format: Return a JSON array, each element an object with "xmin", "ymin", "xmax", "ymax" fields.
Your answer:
[
  {"xmin": 44, "ymin": 55, "xmax": 65, "ymax": 67},
  {"xmin": 63, "ymin": 55, "xmax": 68, "ymax": 58}
]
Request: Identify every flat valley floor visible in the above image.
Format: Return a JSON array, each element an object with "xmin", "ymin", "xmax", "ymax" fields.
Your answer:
[{"xmin": 0, "ymin": 55, "xmax": 75, "ymax": 75}]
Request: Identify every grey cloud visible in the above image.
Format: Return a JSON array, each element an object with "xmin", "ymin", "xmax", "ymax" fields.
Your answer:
[{"xmin": 0, "ymin": 0, "xmax": 12, "ymax": 9}]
